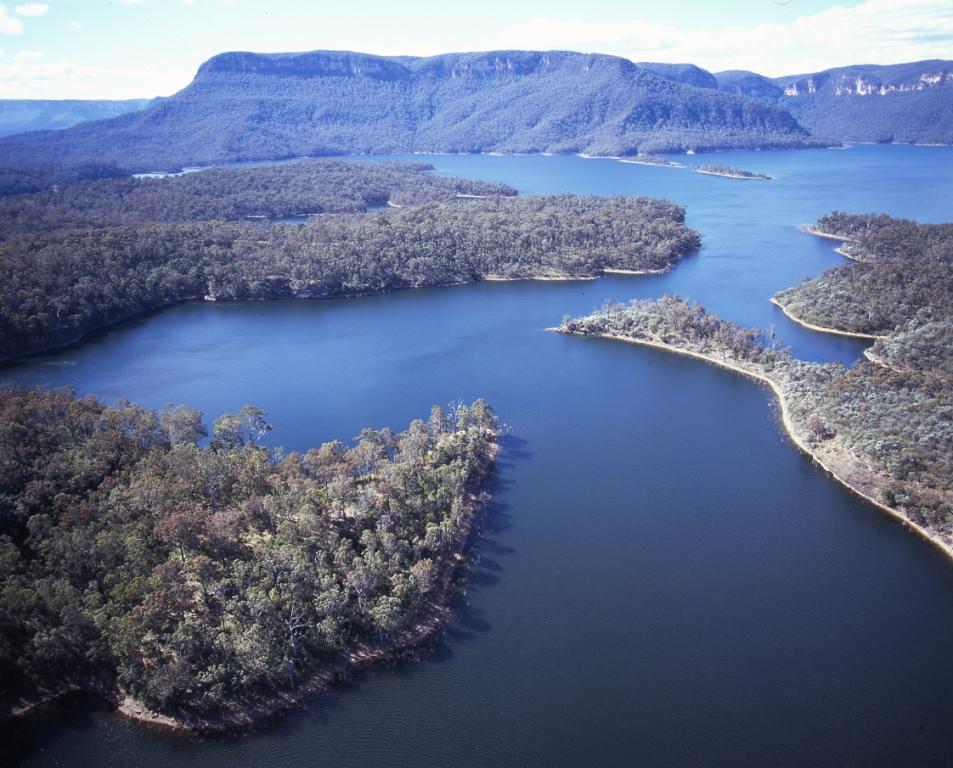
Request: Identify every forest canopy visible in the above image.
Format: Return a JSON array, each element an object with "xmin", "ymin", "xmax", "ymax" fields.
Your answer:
[
  {"xmin": 0, "ymin": 164, "xmax": 700, "ymax": 363},
  {"xmin": 775, "ymin": 212, "xmax": 953, "ymax": 335},
  {"xmin": 0, "ymin": 388, "xmax": 498, "ymax": 723},
  {"xmin": 0, "ymin": 159, "xmax": 516, "ymax": 231}
]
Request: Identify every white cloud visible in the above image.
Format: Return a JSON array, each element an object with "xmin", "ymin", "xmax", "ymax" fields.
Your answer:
[
  {"xmin": 493, "ymin": 0, "xmax": 953, "ymax": 76},
  {"xmin": 0, "ymin": 49, "xmax": 160, "ymax": 98},
  {"xmin": 14, "ymin": 3, "xmax": 48, "ymax": 17},
  {"xmin": 68, "ymin": 20, "xmax": 82, "ymax": 29},
  {"xmin": 0, "ymin": 4, "xmax": 24, "ymax": 33}
]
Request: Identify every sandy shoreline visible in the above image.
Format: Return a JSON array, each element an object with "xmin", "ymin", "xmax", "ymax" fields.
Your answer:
[
  {"xmin": 799, "ymin": 225, "xmax": 852, "ymax": 242},
  {"xmin": 483, "ymin": 274, "xmax": 597, "ymax": 282},
  {"xmin": 550, "ymin": 327, "xmax": 953, "ymax": 563},
  {"xmin": 770, "ymin": 297, "xmax": 887, "ymax": 339}
]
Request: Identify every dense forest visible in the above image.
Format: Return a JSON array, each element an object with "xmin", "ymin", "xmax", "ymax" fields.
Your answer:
[
  {"xmin": 559, "ymin": 296, "xmax": 953, "ymax": 545},
  {"xmin": 0, "ymin": 50, "xmax": 817, "ymax": 174},
  {"xmin": 0, "ymin": 162, "xmax": 129, "ymax": 198},
  {"xmin": 0, "ymin": 160, "xmax": 516, "ymax": 234},
  {"xmin": 867, "ymin": 317, "xmax": 953, "ymax": 376},
  {"xmin": 0, "ymin": 388, "xmax": 498, "ymax": 724},
  {"xmin": 775, "ymin": 213, "xmax": 953, "ymax": 335},
  {"xmin": 0, "ymin": 186, "xmax": 700, "ymax": 363}
]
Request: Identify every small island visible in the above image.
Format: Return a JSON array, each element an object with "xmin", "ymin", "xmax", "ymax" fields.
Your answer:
[
  {"xmin": 555, "ymin": 295, "xmax": 953, "ymax": 559},
  {"xmin": 620, "ymin": 154, "xmax": 685, "ymax": 168},
  {"xmin": 693, "ymin": 163, "xmax": 772, "ymax": 179},
  {"xmin": 0, "ymin": 389, "xmax": 499, "ymax": 730}
]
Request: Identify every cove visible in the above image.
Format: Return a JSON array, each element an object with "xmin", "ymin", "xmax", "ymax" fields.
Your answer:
[{"xmin": 4, "ymin": 145, "xmax": 953, "ymax": 767}]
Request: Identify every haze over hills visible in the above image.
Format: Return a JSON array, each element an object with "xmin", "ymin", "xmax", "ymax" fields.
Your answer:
[
  {"xmin": 0, "ymin": 99, "xmax": 153, "ymax": 138},
  {"xmin": 0, "ymin": 50, "xmax": 816, "ymax": 173}
]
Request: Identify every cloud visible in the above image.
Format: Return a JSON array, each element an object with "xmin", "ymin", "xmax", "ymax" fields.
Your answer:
[
  {"xmin": 14, "ymin": 2, "xmax": 47, "ymax": 16},
  {"xmin": 0, "ymin": 5, "xmax": 24, "ymax": 33},
  {"xmin": 493, "ymin": 0, "xmax": 953, "ymax": 76},
  {"xmin": 0, "ymin": 48, "xmax": 159, "ymax": 98}
]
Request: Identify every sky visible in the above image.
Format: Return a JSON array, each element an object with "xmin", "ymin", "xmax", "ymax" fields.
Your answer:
[{"xmin": 0, "ymin": 0, "xmax": 951, "ymax": 99}]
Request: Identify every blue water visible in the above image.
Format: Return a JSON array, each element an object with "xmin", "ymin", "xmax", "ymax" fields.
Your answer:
[{"xmin": 5, "ymin": 145, "xmax": 953, "ymax": 767}]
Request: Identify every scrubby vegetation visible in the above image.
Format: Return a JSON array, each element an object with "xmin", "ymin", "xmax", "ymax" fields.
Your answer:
[
  {"xmin": 0, "ymin": 388, "xmax": 498, "ymax": 724},
  {"xmin": 560, "ymin": 296, "xmax": 953, "ymax": 545},
  {"xmin": 0, "ymin": 160, "xmax": 516, "ymax": 236},
  {"xmin": 868, "ymin": 316, "xmax": 953, "ymax": 375},
  {"xmin": 776, "ymin": 213, "xmax": 953, "ymax": 335},
  {"xmin": 694, "ymin": 164, "xmax": 771, "ymax": 179},
  {"xmin": 0, "ymin": 193, "xmax": 699, "ymax": 363}
]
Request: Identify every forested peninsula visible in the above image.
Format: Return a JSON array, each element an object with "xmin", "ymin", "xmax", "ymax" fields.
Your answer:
[
  {"xmin": 556, "ymin": 296, "xmax": 953, "ymax": 557},
  {"xmin": 775, "ymin": 212, "xmax": 953, "ymax": 337},
  {"xmin": 0, "ymin": 389, "xmax": 499, "ymax": 729},
  {"xmin": 0, "ymin": 160, "xmax": 700, "ymax": 364}
]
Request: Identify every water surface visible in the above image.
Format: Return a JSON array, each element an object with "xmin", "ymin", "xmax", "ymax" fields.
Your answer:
[{"xmin": 5, "ymin": 145, "xmax": 953, "ymax": 767}]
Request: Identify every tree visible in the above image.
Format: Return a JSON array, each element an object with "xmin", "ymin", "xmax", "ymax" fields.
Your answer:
[{"xmin": 160, "ymin": 405, "xmax": 207, "ymax": 445}]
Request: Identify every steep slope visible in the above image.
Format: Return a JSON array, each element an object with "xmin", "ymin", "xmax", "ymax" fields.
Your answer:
[
  {"xmin": 0, "ymin": 99, "xmax": 152, "ymax": 137},
  {"xmin": 775, "ymin": 60, "xmax": 953, "ymax": 144},
  {"xmin": 636, "ymin": 62, "xmax": 719, "ymax": 90},
  {"xmin": 0, "ymin": 50, "xmax": 816, "ymax": 172},
  {"xmin": 714, "ymin": 71, "xmax": 783, "ymax": 100}
]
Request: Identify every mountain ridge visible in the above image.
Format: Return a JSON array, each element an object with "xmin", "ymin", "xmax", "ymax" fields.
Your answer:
[{"xmin": 0, "ymin": 49, "xmax": 818, "ymax": 173}]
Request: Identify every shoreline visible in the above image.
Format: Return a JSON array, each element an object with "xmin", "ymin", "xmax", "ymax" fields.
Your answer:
[
  {"xmin": 693, "ymin": 169, "xmax": 771, "ymax": 180},
  {"xmin": 603, "ymin": 266, "xmax": 668, "ymax": 276},
  {"xmin": 770, "ymin": 296, "xmax": 887, "ymax": 339},
  {"xmin": 7, "ymin": 434, "xmax": 500, "ymax": 733},
  {"xmin": 799, "ymin": 226, "xmax": 867, "ymax": 261},
  {"xmin": 549, "ymin": 327, "xmax": 953, "ymax": 563},
  {"xmin": 618, "ymin": 159, "xmax": 685, "ymax": 169},
  {"xmin": 483, "ymin": 274, "xmax": 597, "ymax": 282},
  {"xmin": 799, "ymin": 225, "xmax": 852, "ymax": 242}
]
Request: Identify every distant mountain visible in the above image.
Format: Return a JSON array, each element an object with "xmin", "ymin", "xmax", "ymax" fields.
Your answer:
[
  {"xmin": 714, "ymin": 71, "xmax": 783, "ymax": 100},
  {"xmin": 636, "ymin": 62, "xmax": 718, "ymax": 90},
  {"xmin": 0, "ymin": 99, "xmax": 152, "ymax": 138},
  {"xmin": 774, "ymin": 60, "xmax": 953, "ymax": 144},
  {"xmin": 0, "ymin": 50, "xmax": 817, "ymax": 173},
  {"xmin": 710, "ymin": 61, "xmax": 953, "ymax": 144}
]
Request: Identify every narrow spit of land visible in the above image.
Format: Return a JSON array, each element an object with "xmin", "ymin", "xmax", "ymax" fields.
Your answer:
[{"xmin": 555, "ymin": 296, "xmax": 953, "ymax": 561}]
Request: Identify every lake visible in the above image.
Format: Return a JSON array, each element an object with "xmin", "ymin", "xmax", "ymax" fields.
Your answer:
[{"xmin": 5, "ymin": 145, "xmax": 953, "ymax": 767}]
